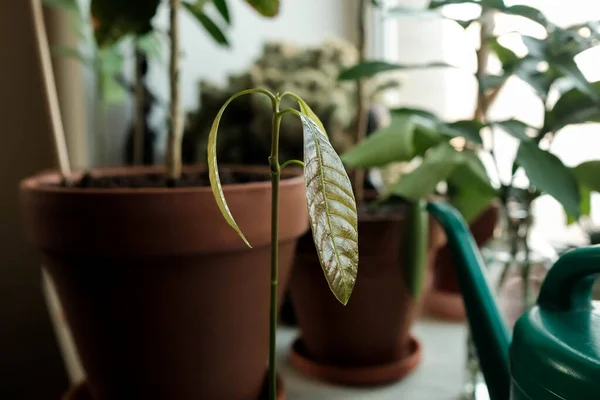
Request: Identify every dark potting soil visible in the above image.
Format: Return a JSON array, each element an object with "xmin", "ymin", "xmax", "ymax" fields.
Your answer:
[{"xmin": 59, "ymin": 168, "xmax": 282, "ymax": 189}]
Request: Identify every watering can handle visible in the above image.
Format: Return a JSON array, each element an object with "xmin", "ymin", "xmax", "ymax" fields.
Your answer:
[{"xmin": 538, "ymin": 246, "xmax": 600, "ymax": 312}]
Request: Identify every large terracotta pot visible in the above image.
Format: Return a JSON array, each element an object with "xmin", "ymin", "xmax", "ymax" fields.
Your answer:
[
  {"xmin": 20, "ymin": 166, "xmax": 308, "ymax": 400},
  {"xmin": 289, "ymin": 208, "xmax": 445, "ymax": 386}
]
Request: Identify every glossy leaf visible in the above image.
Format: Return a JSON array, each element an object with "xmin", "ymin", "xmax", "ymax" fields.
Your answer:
[
  {"xmin": 214, "ymin": 0, "xmax": 231, "ymax": 24},
  {"xmin": 302, "ymin": 114, "xmax": 358, "ymax": 305},
  {"xmin": 341, "ymin": 115, "xmax": 415, "ymax": 168},
  {"xmin": 387, "ymin": 143, "xmax": 464, "ymax": 200},
  {"xmin": 439, "ymin": 120, "xmax": 484, "ymax": 144},
  {"xmin": 504, "ymin": 5, "xmax": 548, "ymax": 27},
  {"xmin": 491, "ymin": 119, "xmax": 533, "ymax": 141},
  {"xmin": 245, "ymin": 0, "xmax": 279, "ymax": 17},
  {"xmin": 403, "ymin": 200, "xmax": 429, "ymax": 300},
  {"xmin": 551, "ymin": 56, "xmax": 600, "ymax": 103},
  {"xmin": 184, "ymin": 3, "xmax": 230, "ymax": 47},
  {"xmin": 338, "ymin": 60, "xmax": 452, "ymax": 81},
  {"xmin": 208, "ymin": 92, "xmax": 253, "ymax": 248},
  {"xmin": 516, "ymin": 142, "xmax": 581, "ymax": 218},
  {"xmin": 544, "ymin": 81, "xmax": 600, "ymax": 134}
]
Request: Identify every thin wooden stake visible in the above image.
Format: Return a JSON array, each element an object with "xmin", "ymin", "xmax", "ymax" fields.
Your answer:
[{"xmin": 31, "ymin": 0, "xmax": 71, "ymax": 176}]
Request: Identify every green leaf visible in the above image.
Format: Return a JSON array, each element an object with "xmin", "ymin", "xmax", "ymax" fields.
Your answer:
[
  {"xmin": 428, "ymin": 0, "xmax": 481, "ymax": 9},
  {"xmin": 572, "ymin": 161, "xmax": 600, "ymax": 192},
  {"xmin": 544, "ymin": 81, "xmax": 600, "ymax": 134},
  {"xmin": 245, "ymin": 0, "xmax": 280, "ymax": 17},
  {"xmin": 516, "ymin": 59, "xmax": 559, "ymax": 98},
  {"xmin": 207, "ymin": 91, "xmax": 256, "ymax": 248},
  {"xmin": 516, "ymin": 142, "xmax": 581, "ymax": 218},
  {"xmin": 479, "ymin": 74, "xmax": 508, "ymax": 92},
  {"xmin": 551, "ymin": 56, "xmax": 600, "ymax": 103},
  {"xmin": 43, "ymin": 0, "xmax": 79, "ymax": 12},
  {"xmin": 214, "ymin": 0, "xmax": 231, "ymax": 24},
  {"xmin": 439, "ymin": 120, "xmax": 484, "ymax": 144},
  {"xmin": 296, "ymin": 98, "xmax": 327, "ymax": 137},
  {"xmin": 136, "ymin": 31, "xmax": 163, "ymax": 61},
  {"xmin": 184, "ymin": 3, "xmax": 230, "ymax": 47},
  {"xmin": 491, "ymin": 119, "xmax": 532, "ymax": 141},
  {"xmin": 503, "ymin": 5, "xmax": 548, "ymax": 27},
  {"xmin": 341, "ymin": 115, "xmax": 415, "ymax": 168},
  {"xmin": 447, "ymin": 151, "xmax": 496, "ymax": 222},
  {"xmin": 387, "ymin": 143, "xmax": 464, "ymax": 200},
  {"xmin": 301, "ymin": 114, "xmax": 359, "ymax": 305},
  {"xmin": 403, "ymin": 200, "xmax": 429, "ymax": 300},
  {"xmin": 489, "ymin": 38, "xmax": 520, "ymax": 70},
  {"xmin": 338, "ymin": 60, "xmax": 452, "ymax": 81},
  {"xmin": 101, "ymin": 76, "xmax": 128, "ymax": 104}
]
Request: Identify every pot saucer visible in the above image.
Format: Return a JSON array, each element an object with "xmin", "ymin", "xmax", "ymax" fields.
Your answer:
[
  {"xmin": 289, "ymin": 335, "xmax": 422, "ymax": 386},
  {"xmin": 63, "ymin": 375, "xmax": 287, "ymax": 400},
  {"xmin": 423, "ymin": 289, "xmax": 466, "ymax": 322}
]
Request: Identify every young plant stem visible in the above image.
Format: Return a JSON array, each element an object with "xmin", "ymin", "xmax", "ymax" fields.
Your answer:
[
  {"xmin": 268, "ymin": 97, "xmax": 283, "ymax": 400},
  {"xmin": 166, "ymin": 0, "xmax": 183, "ymax": 181},
  {"xmin": 353, "ymin": 0, "xmax": 368, "ymax": 205},
  {"xmin": 134, "ymin": 49, "xmax": 145, "ymax": 165}
]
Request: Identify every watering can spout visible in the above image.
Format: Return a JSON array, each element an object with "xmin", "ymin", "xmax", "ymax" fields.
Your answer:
[{"xmin": 428, "ymin": 202, "xmax": 511, "ymax": 400}]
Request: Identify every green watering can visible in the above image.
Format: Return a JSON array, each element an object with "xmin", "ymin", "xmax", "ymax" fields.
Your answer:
[{"xmin": 428, "ymin": 202, "xmax": 600, "ymax": 400}]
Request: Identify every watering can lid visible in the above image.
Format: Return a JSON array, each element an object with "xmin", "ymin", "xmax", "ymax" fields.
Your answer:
[{"xmin": 510, "ymin": 247, "xmax": 600, "ymax": 399}]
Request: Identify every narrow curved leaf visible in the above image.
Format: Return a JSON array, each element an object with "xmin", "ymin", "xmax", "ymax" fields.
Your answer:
[
  {"xmin": 184, "ymin": 3, "xmax": 230, "ymax": 47},
  {"xmin": 504, "ymin": 5, "xmax": 548, "ymax": 27},
  {"xmin": 440, "ymin": 120, "xmax": 484, "ymax": 144},
  {"xmin": 516, "ymin": 142, "xmax": 581, "ymax": 218},
  {"xmin": 403, "ymin": 200, "xmax": 428, "ymax": 300},
  {"xmin": 301, "ymin": 114, "xmax": 358, "ymax": 305},
  {"xmin": 207, "ymin": 92, "xmax": 254, "ymax": 247},
  {"xmin": 338, "ymin": 60, "xmax": 452, "ymax": 81},
  {"xmin": 341, "ymin": 115, "xmax": 415, "ymax": 168},
  {"xmin": 245, "ymin": 0, "xmax": 279, "ymax": 17},
  {"xmin": 214, "ymin": 0, "xmax": 231, "ymax": 24},
  {"xmin": 296, "ymin": 98, "xmax": 327, "ymax": 137}
]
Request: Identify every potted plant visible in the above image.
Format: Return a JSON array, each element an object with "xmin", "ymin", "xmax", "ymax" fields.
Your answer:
[{"xmin": 21, "ymin": 1, "xmax": 351, "ymax": 399}]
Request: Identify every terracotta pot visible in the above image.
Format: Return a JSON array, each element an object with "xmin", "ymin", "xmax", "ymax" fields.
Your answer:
[
  {"xmin": 424, "ymin": 205, "xmax": 499, "ymax": 321},
  {"xmin": 20, "ymin": 166, "xmax": 308, "ymax": 400},
  {"xmin": 289, "ymin": 209, "xmax": 445, "ymax": 386}
]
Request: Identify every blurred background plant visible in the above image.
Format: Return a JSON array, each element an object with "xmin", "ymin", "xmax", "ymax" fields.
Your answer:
[{"xmin": 185, "ymin": 37, "xmax": 398, "ymax": 165}]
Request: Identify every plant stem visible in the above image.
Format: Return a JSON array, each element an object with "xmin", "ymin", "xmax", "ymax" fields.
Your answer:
[
  {"xmin": 268, "ymin": 97, "xmax": 283, "ymax": 400},
  {"xmin": 134, "ymin": 49, "xmax": 145, "ymax": 165},
  {"xmin": 165, "ymin": 0, "xmax": 183, "ymax": 180},
  {"xmin": 353, "ymin": 0, "xmax": 368, "ymax": 205}
]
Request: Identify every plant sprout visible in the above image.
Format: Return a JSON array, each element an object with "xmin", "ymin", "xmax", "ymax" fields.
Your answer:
[{"xmin": 207, "ymin": 88, "xmax": 359, "ymax": 399}]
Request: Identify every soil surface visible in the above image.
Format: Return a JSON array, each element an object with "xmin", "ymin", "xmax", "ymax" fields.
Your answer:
[{"xmin": 60, "ymin": 169, "xmax": 282, "ymax": 189}]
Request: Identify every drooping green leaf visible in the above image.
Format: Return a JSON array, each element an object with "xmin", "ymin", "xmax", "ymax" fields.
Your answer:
[
  {"xmin": 439, "ymin": 120, "xmax": 484, "ymax": 144},
  {"xmin": 516, "ymin": 142, "xmax": 581, "ymax": 218},
  {"xmin": 338, "ymin": 60, "xmax": 452, "ymax": 81},
  {"xmin": 184, "ymin": 3, "xmax": 230, "ymax": 47},
  {"xmin": 516, "ymin": 59, "xmax": 559, "ymax": 98},
  {"xmin": 301, "ymin": 114, "xmax": 359, "ymax": 305},
  {"xmin": 479, "ymin": 74, "xmax": 508, "ymax": 92},
  {"xmin": 489, "ymin": 38, "xmax": 520, "ymax": 70},
  {"xmin": 447, "ymin": 151, "xmax": 496, "ymax": 222},
  {"xmin": 207, "ymin": 91, "xmax": 255, "ymax": 248},
  {"xmin": 491, "ymin": 119, "xmax": 533, "ymax": 141},
  {"xmin": 572, "ymin": 160, "xmax": 600, "ymax": 192},
  {"xmin": 503, "ymin": 5, "xmax": 548, "ymax": 27},
  {"xmin": 521, "ymin": 35, "xmax": 547, "ymax": 59},
  {"xmin": 43, "ymin": 0, "xmax": 79, "ymax": 12},
  {"xmin": 214, "ymin": 0, "xmax": 231, "ymax": 24},
  {"xmin": 245, "ymin": 0, "xmax": 280, "ymax": 17},
  {"xmin": 544, "ymin": 81, "xmax": 600, "ymax": 134},
  {"xmin": 341, "ymin": 115, "xmax": 415, "ymax": 168},
  {"xmin": 428, "ymin": 0, "xmax": 480, "ymax": 9},
  {"xmin": 403, "ymin": 200, "xmax": 429, "ymax": 300},
  {"xmin": 387, "ymin": 143, "xmax": 464, "ymax": 200}
]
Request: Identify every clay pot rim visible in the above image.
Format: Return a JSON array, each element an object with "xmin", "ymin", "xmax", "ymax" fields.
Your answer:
[
  {"xmin": 20, "ymin": 164, "xmax": 304, "ymax": 196},
  {"xmin": 289, "ymin": 335, "xmax": 422, "ymax": 387}
]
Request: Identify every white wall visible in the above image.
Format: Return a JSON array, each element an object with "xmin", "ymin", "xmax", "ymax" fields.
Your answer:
[{"xmin": 97, "ymin": 0, "xmax": 357, "ymax": 166}]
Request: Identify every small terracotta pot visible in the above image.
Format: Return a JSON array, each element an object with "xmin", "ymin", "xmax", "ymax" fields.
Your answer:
[
  {"xmin": 21, "ymin": 166, "xmax": 308, "ymax": 400},
  {"xmin": 424, "ymin": 205, "xmax": 499, "ymax": 321},
  {"xmin": 289, "ymin": 209, "xmax": 445, "ymax": 386}
]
